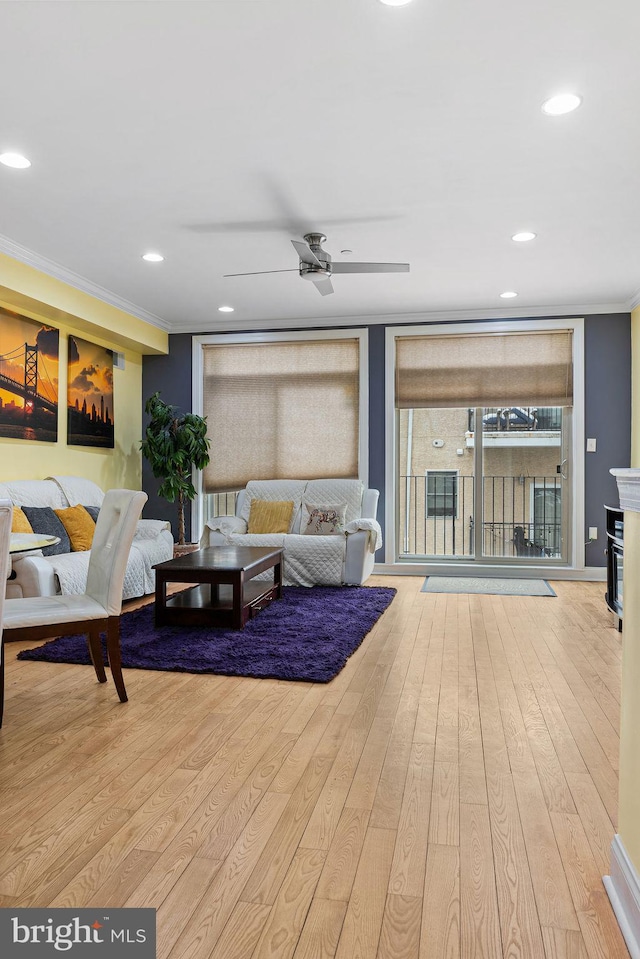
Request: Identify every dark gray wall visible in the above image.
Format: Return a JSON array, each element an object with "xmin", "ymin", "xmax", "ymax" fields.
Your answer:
[
  {"xmin": 368, "ymin": 325, "xmax": 387, "ymax": 544},
  {"xmin": 142, "ymin": 315, "xmax": 632, "ymax": 565},
  {"xmin": 142, "ymin": 333, "xmax": 193, "ymax": 537},
  {"xmin": 584, "ymin": 313, "xmax": 631, "ymax": 565}
]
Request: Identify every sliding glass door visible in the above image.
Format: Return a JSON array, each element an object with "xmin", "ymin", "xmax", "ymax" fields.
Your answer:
[
  {"xmin": 393, "ymin": 324, "xmax": 577, "ymax": 567},
  {"xmin": 398, "ymin": 406, "xmax": 571, "ymax": 563},
  {"xmin": 478, "ymin": 406, "xmax": 570, "ymax": 563}
]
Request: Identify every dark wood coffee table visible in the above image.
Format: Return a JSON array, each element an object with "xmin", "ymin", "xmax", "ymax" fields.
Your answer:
[{"xmin": 153, "ymin": 545, "xmax": 284, "ymax": 629}]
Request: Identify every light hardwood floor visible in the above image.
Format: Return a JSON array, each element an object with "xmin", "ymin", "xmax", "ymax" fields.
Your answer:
[{"xmin": 0, "ymin": 577, "xmax": 629, "ymax": 959}]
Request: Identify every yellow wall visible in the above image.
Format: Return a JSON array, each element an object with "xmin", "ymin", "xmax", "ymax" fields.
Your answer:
[
  {"xmin": 617, "ymin": 305, "xmax": 640, "ymax": 870},
  {"xmin": 0, "ymin": 253, "xmax": 167, "ymax": 356},
  {"xmin": 0, "ymin": 254, "xmax": 168, "ymax": 491},
  {"xmin": 618, "ymin": 509, "xmax": 640, "ymax": 865}
]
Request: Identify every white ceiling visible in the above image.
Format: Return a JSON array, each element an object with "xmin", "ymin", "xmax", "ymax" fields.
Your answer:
[{"xmin": 1, "ymin": 0, "xmax": 639, "ymax": 335}]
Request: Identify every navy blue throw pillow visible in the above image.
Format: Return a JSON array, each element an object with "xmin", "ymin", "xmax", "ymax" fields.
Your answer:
[{"xmin": 21, "ymin": 506, "xmax": 71, "ymax": 555}]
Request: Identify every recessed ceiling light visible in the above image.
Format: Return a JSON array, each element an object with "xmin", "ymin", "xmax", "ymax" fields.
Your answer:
[
  {"xmin": 141, "ymin": 252, "xmax": 164, "ymax": 262},
  {"xmin": 0, "ymin": 152, "xmax": 31, "ymax": 169},
  {"xmin": 500, "ymin": 291, "xmax": 518, "ymax": 298},
  {"xmin": 512, "ymin": 232, "xmax": 536, "ymax": 242},
  {"xmin": 379, "ymin": 0, "xmax": 413, "ymax": 6},
  {"xmin": 218, "ymin": 305, "xmax": 234, "ymax": 313},
  {"xmin": 541, "ymin": 93, "xmax": 582, "ymax": 116},
  {"xmin": 340, "ymin": 249, "xmax": 353, "ymax": 255}
]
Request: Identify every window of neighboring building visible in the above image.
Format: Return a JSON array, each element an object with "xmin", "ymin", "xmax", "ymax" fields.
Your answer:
[{"xmin": 426, "ymin": 470, "xmax": 458, "ymax": 517}]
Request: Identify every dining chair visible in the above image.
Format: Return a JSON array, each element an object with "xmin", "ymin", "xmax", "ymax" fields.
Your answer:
[
  {"xmin": 0, "ymin": 498, "xmax": 13, "ymax": 728},
  {"xmin": 2, "ymin": 489, "xmax": 147, "ymax": 714}
]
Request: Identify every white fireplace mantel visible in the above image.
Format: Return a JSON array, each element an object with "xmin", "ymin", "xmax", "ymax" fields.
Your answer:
[{"xmin": 611, "ymin": 468, "xmax": 640, "ymax": 513}]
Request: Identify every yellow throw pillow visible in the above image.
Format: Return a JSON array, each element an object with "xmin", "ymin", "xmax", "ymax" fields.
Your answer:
[
  {"xmin": 11, "ymin": 506, "xmax": 34, "ymax": 534},
  {"xmin": 247, "ymin": 499, "xmax": 294, "ymax": 534},
  {"xmin": 54, "ymin": 504, "xmax": 96, "ymax": 552}
]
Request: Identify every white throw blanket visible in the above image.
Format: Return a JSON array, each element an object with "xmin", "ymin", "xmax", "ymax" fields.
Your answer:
[
  {"xmin": 47, "ymin": 475, "xmax": 104, "ymax": 507},
  {"xmin": 45, "ymin": 541, "xmax": 160, "ymax": 599},
  {"xmin": 345, "ymin": 518, "xmax": 383, "ymax": 552}
]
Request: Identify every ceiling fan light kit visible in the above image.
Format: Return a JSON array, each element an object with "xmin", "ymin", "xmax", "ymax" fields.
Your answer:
[{"xmin": 224, "ymin": 232, "xmax": 410, "ymax": 296}]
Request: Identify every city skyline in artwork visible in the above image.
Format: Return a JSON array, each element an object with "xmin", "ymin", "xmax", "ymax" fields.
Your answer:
[
  {"xmin": 0, "ymin": 308, "xmax": 59, "ymax": 442},
  {"xmin": 67, "ymin": 335, "xmax": 114, "ymax": 448}
]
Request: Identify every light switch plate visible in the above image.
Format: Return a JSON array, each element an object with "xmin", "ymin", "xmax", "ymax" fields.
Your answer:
[{"xmin": 586, "ymin": 438, "xmax": 597, "ymax": 452}]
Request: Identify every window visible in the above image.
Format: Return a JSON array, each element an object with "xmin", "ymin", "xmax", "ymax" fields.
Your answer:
[
  {"xmin": 426, "ymin": 470, "xmax": 458, "ymax": 517},
  {"xmin": 194, "ymin": 330, "xmax": 367, "ymax": 494}
]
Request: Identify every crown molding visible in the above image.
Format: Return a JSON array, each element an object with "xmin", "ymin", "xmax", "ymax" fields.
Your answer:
[
  {"xmin": 0, "ymin": 233, "xmax": 171, "ymax": 332},
  {"xmin": 0, "ymin": 232, "xmax": 632, "ymax": 335},
  {"xmin": 181, "ymin": 301, "xmax": 630, "ymax": 335},
  {"xmin": 628, "ymin": 287, "xmax": 640, "ymax": 312}
]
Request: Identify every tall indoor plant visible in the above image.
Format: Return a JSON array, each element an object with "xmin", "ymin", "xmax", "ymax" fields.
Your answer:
[{"xmin": 140, "ymin": 391, "xmax": 210, "ymax": 546}]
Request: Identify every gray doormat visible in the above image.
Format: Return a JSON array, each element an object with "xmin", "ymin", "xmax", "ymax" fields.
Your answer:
[{"xmin": 421, "ymin": 576, "xmax": 556, "ymax": 596}]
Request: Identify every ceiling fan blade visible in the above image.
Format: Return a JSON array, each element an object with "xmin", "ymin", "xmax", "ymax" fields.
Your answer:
[
  {"xmin": 291, "ymin": 239, "xmax": 322, "ymax": 267},
  {"xmin": 313, "ymin": 277, "xmax": 334, "ymax": 296},
  {"xmin": 331, "ymin": 261, "xmax": 410, "ymax": 274},
  {"xmin": 223, "ymin": 269, "xmax": 299, "ymax": 277}
]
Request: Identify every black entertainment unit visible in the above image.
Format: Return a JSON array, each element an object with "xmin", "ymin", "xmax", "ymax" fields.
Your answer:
[{"xmin": 605, "ymin": 504, "xmax": 624, "ymax": 631}]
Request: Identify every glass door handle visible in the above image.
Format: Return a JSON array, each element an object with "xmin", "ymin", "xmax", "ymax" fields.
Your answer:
[{"xmin": 560, "ymin": 458, "xmax": 568, "ymax": 480}]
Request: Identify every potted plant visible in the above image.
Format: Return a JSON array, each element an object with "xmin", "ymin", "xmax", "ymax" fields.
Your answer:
[{"xmin": 140, "ymin": 391, "xmax": 210, "ymax": 547}]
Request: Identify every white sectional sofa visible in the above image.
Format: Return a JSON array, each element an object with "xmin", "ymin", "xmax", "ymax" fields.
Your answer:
[
  {"xmin": 202, "ymin": 478, "xmax": 382, "ymax": 586},
  {"xmin": 2, "ymin": 475, "xmax": 173, "ymax": 600}
]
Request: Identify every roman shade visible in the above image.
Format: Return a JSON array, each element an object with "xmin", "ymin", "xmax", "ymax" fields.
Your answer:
[
  {"xmin": 202, "ymin": 339, "xmax": 360, "ymax": 493},
  {"xmin": 395, "ymin": 330, "xmax": 573, "ymax": 409}
]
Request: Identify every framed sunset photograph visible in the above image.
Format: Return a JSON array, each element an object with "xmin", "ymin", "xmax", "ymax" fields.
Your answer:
[
  {"xmin": 0, "ymin": 307, "xmax": 59, "ymax": 442},
  {"xmin": 67, "ymin": 335, "xmax": 114, "ymax": 448}
]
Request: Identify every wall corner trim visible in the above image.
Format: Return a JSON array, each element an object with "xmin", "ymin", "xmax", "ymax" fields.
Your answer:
[{"xmin": 604, "ymin": 834, "xmax": 640, "ymax": 959}]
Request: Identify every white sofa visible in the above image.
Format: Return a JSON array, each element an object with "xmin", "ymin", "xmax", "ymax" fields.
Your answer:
[
  {"xmin": 202, "ymin": 478, "xmax": 381, "ymax": 586},
  {"xmin": 2, "ymin": 475, "xmax": 173, "ymax": 600}
]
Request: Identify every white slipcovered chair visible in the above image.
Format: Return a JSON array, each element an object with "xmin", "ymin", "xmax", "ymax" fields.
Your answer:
[
  {"xmin": 2, "ymin": 489, "xmax": 147, "ymax": 712},
  {"xmin": 0, "ymin": 498, "xmax": 12, "ymax": 727}
]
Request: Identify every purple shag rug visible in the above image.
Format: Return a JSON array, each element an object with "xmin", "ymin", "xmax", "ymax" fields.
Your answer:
[{"xmin": 17, "ymin": 585, "xmax": 397, "ymax": 684}]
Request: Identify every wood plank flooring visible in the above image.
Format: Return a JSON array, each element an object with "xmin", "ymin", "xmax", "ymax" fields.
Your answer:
[{"xmin": 0, "ymin": 577, "xmax": 629, "ymax": 958}]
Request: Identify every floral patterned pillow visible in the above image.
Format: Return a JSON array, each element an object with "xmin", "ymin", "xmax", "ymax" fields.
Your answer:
[{"xmin": 301, "ymin": 503, "xmax": 347, "ymax": 536}]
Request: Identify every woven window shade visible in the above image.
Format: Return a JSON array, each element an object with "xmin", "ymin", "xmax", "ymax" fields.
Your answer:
[
  {"xmin": 202, "ymin": 339, "xmax": 360, "ymax": 493},
  {"xmin": 395, "ymin": 330, "xmax": 573, "ymax": 409}
]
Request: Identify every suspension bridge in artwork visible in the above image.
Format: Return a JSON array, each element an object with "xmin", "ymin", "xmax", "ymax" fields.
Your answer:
[{"xmin": 0, "ymin": 342, "xmax": 58, "ymax": 414}]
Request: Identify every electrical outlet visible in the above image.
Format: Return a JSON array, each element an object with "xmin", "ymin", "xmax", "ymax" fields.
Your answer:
[
  {"xmin": 586, "ymin": 438, "xmax": 597, "ymax": 452},
  {"xmin": 588, "ymin": 527, "xmax": 598, "ymax": 540}
]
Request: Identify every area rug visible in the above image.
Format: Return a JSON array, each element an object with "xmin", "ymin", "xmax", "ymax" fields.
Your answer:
[
  {"xmin": 421, "ymin": 576, "xmax": 555, "ymax": 596},
  {"xmin": 17, "ymin": 586, "xmax": 397, "ymax": 684}
]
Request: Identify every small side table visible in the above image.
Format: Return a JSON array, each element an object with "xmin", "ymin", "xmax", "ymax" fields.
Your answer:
[{"xmin": 10, "ymin": 533, "xmax": 60, "ymax": 554}]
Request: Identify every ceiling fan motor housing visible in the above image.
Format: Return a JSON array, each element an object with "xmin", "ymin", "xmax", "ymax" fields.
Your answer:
[{"xmin": 300, "ymin": 232, "xmax": 332, "ymax": 279}]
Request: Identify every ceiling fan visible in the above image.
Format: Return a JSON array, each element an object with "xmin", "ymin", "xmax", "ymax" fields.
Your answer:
[{"xmin": 223, "ymin": 232, "xmax": 410, "ymax": 296}]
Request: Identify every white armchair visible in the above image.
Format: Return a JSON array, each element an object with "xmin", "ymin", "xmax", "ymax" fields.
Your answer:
[{"xmin": 202, "ymin": 478, "xmax": 381, "ymax": 586}]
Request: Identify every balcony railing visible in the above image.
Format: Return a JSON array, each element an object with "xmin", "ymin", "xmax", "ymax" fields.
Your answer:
[
  {"xmin": 400, "ymin": 473, "xmax": 561, "ymax": 559},
  {"xmin": 468, "ymin": 406, "xmax": 562, "ymax": 432}
]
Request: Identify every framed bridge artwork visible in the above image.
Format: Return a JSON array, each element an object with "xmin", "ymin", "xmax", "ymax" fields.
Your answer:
[
  {"xmin": 0, "ymin": 307, "xmax": 59, "ymax": 442},
  {"xmin": 67, "ymin": 335, "xmax": 114, "ymax": 448}
]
